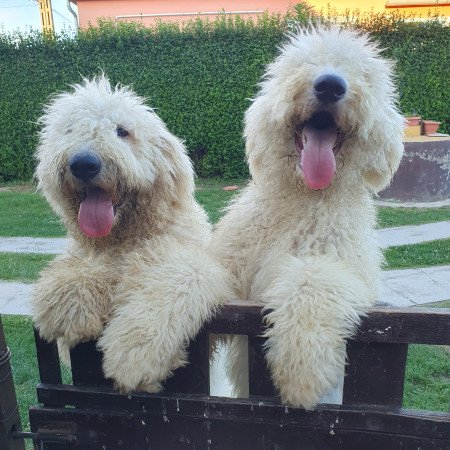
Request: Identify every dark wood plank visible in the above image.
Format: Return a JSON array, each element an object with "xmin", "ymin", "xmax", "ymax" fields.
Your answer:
[
  {"xmin": 34, "ymin": 329, "xmax": 62, "ymax": 385},
  {"xmin": 0, "ymin": 316, "xmax": 26, "ymax": 450},
  {"xmin": 164, "ymin": 331, "xmax": 210, "ymax": 395},
  {"xmin": 208, "ymin": 300, "xmax": 265, "ymax": 336},
  {"xmin": 208, "ymin": 302, "xmax": 450, "ymax": 345},
  {"xmin": 343, "ymin": 341, "xmax": 408, "ymax": 406},
  {"xmin": 70, "ymin": 335, "xmax": 211, "ymax": 393},
  {"xmin": 248, "ymin": 336, "xmax": 277, "ymax": 397},
  {"xmin": 355, "ymin": 307, "xmax": 450, "ymax": 345},
  {"xmin": 29, "ymin": 405, "xmax": 450, "ymax": 450},
  {"xmin": 29, "ymin": 391, "xmax": 450, "ymax": 450},
  {"xmin": 70, "ymin": 341, "xmax": 112, "ymax": 387},
  {"xmin": 34, "ymin": 386, "xmax": 450, "ymax": 440}
]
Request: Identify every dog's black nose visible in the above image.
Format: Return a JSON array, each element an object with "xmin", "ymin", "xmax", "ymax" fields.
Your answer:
[
  {"xmin": 313, "ymin": 74, "xmax": 347, "ymax": 104},
  {"xmin": 69, "ymin": 152, "xmax": 101, "ymax": 182}
]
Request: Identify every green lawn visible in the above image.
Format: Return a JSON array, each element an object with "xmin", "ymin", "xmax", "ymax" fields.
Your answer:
[
  {"xmin": 0, "ymin": 188, "xmax": 449, "ymax": 237},
  {"xmin": 0, "ymin": 188, "xmax": 449, "ymax": 282},
  {"xmin": 0, "ymin": 253, "xmax": 54, "ymax": 282},
  {"xmin": 0, "ymin": 188, "xmax": 236, "ymax": 237},
  {"xmin": 384, "ymin": 239, "xmax": 450, "ymax": 269},
  {"xmin": 2, "ymin": 315, "xmax": 71, "ymax": 431},
  {"xmin": 377, "ymin": 206, "xmax": 450, "ymax": 228},
  {"xmin": 404, "ymin": 344, "xmax": 450, "ymax": 412},
  {"xmin": 2, "ymin": 240, "xmax": 450, "ymax": 284},
  {"xmin": 195, "ymin": 188, "xmax": 236, "ymax": 224},
  {"xmin": 3, "ymin": 315, "xmax": 39, "ymax": 431},
  {"xmin": 0, "ymin": 192, "xmax": 65, "ymax": 237}
]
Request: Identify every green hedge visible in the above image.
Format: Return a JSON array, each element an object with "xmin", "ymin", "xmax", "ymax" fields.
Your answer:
[{"xmin": 0, "ymin": 7, "xmax": 448, "ymax": 181}]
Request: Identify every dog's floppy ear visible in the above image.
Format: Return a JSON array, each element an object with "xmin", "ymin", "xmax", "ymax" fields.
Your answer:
[
  {"xmin": 159, "ymin": 132, "xmax": 195, "ymax": 201},
  {"xmin": 245, "ymin": 133, "xmax": 265, "ymax": 179},
  {"xmin": 362, "ymin": 108, "xmax": 405, "ymax": 193},
  {"xmin": 244, "ymin": 97, "xmax": 273, "ymax": 180}
]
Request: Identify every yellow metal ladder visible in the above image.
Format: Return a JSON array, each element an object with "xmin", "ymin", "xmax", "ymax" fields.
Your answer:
[{"xmin": 37, "ymin": 0, "xmax": 55, "ymax": 33}]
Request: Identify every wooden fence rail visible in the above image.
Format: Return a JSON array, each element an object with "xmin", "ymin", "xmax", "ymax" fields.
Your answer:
[{"xmin": 2, "ymin": 301, "xmax": 450, "ymax": 449}]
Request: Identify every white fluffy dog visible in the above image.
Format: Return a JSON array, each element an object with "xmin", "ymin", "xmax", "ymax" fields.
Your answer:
[
  {"xmin": 210, "ymin": 27, "xmax": 404, "ymax": 409},
  {"xmin": 32, "ymin": 76, "xmax": 231, "ymax": 392}
]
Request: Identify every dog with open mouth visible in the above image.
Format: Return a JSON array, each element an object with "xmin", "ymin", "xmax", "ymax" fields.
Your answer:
[
  {"xmin": 32, "ymin": 76, "xmax": 232, "ymax": 393},
  {"xmin": 210, "ymin": 27, "xmax": 404, "ymax": 409}
]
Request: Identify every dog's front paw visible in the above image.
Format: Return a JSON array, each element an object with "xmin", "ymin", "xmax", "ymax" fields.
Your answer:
[
  {"xmin": 32, "ymin": 281, "xmax": 106, "ymax": 347},
  {"xmin": 99, "ymin": 330, "xmax": 187, "ymax": 394},
  {"xmin": 274, "ymin": 371, "xmax": 331, "ymax": 410},
  {"xmin": 32, "ymin": 259, "xmax": 115, "ymax": 347},
  {"xmin": 34, "ymin": 296, "xmax": 104, "ymax": 348},
  {"xmin": 102, "ymin": 345, "xmax": 163, "ymax": 394},
  {"xmin": 265, "ymin": 334, "xmax": 346, "ymax": 410}
]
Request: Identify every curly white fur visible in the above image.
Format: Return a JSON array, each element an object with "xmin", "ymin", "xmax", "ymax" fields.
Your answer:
[
  {"xmin": 32, "ymin": 76, "xmax": 232, "ymax": 392},
  {"xmin": 210, "ymin": 27, "xmax": 404, "ymax": 409}
]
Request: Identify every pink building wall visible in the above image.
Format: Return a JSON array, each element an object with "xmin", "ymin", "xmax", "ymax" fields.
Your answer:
[
  {"xmin": 73, "ymin": 0, "xmax": 450, "ymax": 28},
  {"xmin": 75, "ymin": 0, "xmax": 295, "ymax": 28}
]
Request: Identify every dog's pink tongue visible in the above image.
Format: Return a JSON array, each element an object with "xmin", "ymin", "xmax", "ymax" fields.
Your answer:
[
  {"xmin": 301, "ymin": 126, "xmax": 337, "ymax": 190},
  {"xmin": 78, "ymin": 188, "xmax": 114, "ymax": 238}
]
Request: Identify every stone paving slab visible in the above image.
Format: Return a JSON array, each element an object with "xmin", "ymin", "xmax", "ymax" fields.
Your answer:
[
  {"xmin": 378, "ymin": 220, "xmax": 450, "ymax": 248},
  {"xmin": 423, "ymin": 265, "xmax": 450, "ymax": 291},
  {"xmin": 0, "ymin": 220, "xmax": 449, "ymax": 255},
  {"xmin": 0, "ymin": 222, "xmax": 449, "ymax": 315},
  {"xmin": 0, "ymin": 282, "xmax": 33, "ymax": 315},
  {"xmin": 2, "ymin": 265, "xmax": 449, "ymax": 316},
  {"xmin": 381, "ymin": 266, "xmax": 450, "ymax": 307},
  {"xmin": 0, "ymin": 237, "xmax": 68, "ymax": 254},
  {"xmin": 375, "ymin": 199, "xmax": 450, "ymax": 208}
]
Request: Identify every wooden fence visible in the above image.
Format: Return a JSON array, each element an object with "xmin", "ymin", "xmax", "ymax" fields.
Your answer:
[{"xmin": 2, "ymin": 301, "xmax": 450, "ymax": 449}]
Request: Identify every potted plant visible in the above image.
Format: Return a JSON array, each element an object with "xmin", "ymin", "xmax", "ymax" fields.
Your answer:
[
  {"xmin": 404, "ymin": 111, "xmax": 421, "ymax": 137},
  {"xmin": 405, "ymin": 116, "xmax": 421, "ymax": 127},
  {"xmin": 422, "ymin": 120, "xmax": 441, "ymax": 135}
]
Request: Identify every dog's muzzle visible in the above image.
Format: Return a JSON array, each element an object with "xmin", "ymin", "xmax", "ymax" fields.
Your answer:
[
  {"xmin": 67, "ymin": 150, "xmax": 116, "ymax": 238},
  {"xmin": 313, "ymin": 73, "xmax": 347, "ymax": 104},
  {"xmin": 69, "ymin": 151, "xmax": 102, "ymax": 182}
]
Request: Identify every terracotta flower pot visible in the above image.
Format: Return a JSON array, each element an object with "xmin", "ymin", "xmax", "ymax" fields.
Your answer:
[
  {"xmin": 422, "ymin": 120, "xmax": 441, "ymax": 135},
  {"xmin": 405, "ymin": 116, "xmax": 421, "ymax": 127}
]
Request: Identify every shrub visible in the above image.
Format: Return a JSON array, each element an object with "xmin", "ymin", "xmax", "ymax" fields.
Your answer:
[{"xmin": 0, "ymin": 6, "xmax": 448, "ymax": 181}]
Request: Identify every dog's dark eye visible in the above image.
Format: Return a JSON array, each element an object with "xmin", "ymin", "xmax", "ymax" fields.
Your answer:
[{"xmin": 116, "ymin": 127, "xmax": 129, "ymax": 138}]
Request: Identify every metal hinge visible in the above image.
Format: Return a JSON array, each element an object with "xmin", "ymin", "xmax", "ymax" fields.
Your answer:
[{"xmin": 13, "ymin": 430, "xmax": 77, "ymax": 449}]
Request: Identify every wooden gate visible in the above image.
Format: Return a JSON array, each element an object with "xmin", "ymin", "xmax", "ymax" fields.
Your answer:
[{"xmin": 3, "ymin": 301, "xmax": 450, "ymax": 449}]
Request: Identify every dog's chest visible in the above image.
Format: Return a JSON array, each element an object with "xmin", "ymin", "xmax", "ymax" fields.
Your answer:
[{"xmin": 262, "ymin": 210, "xmax": 363, "ymax": 261}]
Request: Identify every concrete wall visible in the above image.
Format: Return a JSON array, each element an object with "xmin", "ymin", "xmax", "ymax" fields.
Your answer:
[{"xmin": 380, "ymin": 138, "xmax": 450, "ymax": 202}]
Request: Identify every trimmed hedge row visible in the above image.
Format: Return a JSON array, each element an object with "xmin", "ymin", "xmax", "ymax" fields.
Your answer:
[{"xmin": 0, "ymin": 8, "xmax": 448, "ymax": 181}]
